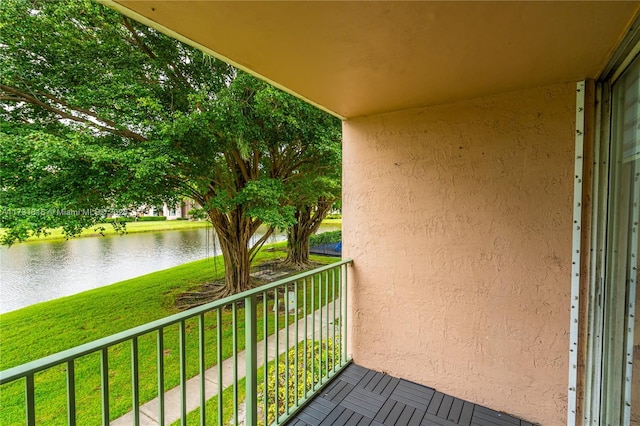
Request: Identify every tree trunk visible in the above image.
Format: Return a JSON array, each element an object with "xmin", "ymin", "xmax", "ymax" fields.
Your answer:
[
  {"xmin": 209, "ymin": 209, "xmax": 259, "ymax": 298},
  {"xmin": 286, "ymin": 219, "xmax": 312, "ymax": 268},
  {"xmin": 285, "ymin": 200, "xmax": 333, "ymax": 268},
  {"xmin": 218, "ymin": 231, "xmax": 252, "ymax": 295}
]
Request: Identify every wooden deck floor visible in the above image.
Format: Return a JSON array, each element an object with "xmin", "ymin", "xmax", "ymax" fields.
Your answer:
[{"xmin": 285, "ymin": 364, "xmax": 535, "ymax": 426}]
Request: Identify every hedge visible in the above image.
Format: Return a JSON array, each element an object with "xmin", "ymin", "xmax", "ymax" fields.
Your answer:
[
  {"xmin": 101, "ymin": 216, "xmax": 167, "ymax": 223},
  {"xmin": 309, "ymin": 230, "xmax": 341, "ymax": 246}
]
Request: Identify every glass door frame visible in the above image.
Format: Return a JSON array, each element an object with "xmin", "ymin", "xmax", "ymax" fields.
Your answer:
[{"xmin": 583, "ymin": 25, "xmax": 640, "ymax": 425}]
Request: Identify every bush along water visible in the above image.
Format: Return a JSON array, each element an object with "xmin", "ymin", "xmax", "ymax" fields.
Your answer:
[{"xmin": 309, "ymin": 230, "xmax": 341, "ymax": 247}]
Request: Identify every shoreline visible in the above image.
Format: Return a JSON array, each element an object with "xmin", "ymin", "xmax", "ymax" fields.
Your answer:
[
  {"xmin": 3, "ymin": 219, "xmax": 212, "ymax": 244},
  {"xmin": 2, "ymin": 218, "xmax": 343, "ymax": 244}
]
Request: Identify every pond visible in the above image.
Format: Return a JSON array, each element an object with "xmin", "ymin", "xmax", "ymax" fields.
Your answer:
[{"xmin": 0, "ymin": 224, "xmax": 339, "ymax": 314}]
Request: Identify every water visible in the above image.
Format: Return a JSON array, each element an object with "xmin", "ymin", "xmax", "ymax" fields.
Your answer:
[{"xmin": 0, "ymin": 226, "xmax": 291, "ymax": 314}]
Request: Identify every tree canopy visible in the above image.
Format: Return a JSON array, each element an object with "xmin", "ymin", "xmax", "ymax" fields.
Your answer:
[{"xmin": 0, "ymin": 0, "xmax": 341, "ymax": 296}]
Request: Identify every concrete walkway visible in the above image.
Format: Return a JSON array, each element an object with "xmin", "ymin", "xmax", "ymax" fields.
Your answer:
[{"xmin": 111, "ymin": 300, "xmax": 341, "ymax": 425}]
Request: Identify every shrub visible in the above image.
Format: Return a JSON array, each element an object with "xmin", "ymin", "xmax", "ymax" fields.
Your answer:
[
  {"xmin": 257, "ymin": 339, "xmax": 340, "ymax": 426},
  {"xmin": 309, "ymin": 230, "xmax": 341, "ymax": 246},
  {"xmin": 100, "ymin": 217, "xmax": 133, "ymax": 224},
  {"xmin": 100, "ymin": 216, "xmax": 167, "ymax": 223},
  {"xmin": 136, "ymin": 216, "xmax": 167, "ymax": 222}
]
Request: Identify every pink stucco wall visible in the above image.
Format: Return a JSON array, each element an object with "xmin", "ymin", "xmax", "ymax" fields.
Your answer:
[{"xmin": 342, "ymin": 83, "xmax": 575, "ymax": 425}]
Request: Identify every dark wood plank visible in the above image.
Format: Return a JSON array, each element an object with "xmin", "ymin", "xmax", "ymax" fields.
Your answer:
[
  {"xmin": 359, "ymin": 370, "xmax": 379, "ymax": 389},
  {"xmin": 472, "ymin": 406, "xmax": 520, "ymax": 425},
  {"xmin": 313, "ymin": 396, "xmax": 337, "ymax": 412},
  {"xmin": 345, "ymin": 412, "xmax": 364, "ymax": 426},
  {"xmin": 447, "ymin": 398, "xmax": 464, "ymax": 423},
  {"xmin": 436, "ymin": 395, "xmax": 454, "ymax": 419},
  {"xmin": 322, "ymin": 379, "xmax": 346, "ymax": 398},
  {"xmin": 397, "ymin": 379, "xmax": 435, "ymax": 394},
  {"xmin": 379, "ymin": 377, "xmax": 400, "ymax": 397},
  {"xmin": 340, "ymin": 396, "xmax": 380, "ymax": 419},
  {"xmin": 458, "ymin": 402, "xmax": 475, "ymax": 426},
  {"xmin": 305, "ymin": 399, "xmax": 337, "ymax": 417},
  {"xmin": 318, "ymin": 406, "xmax": 347, "ymax": 426},
  {"xmin": 373, "ymin": 399, "xmax": 397, "ymax": 424},
  {"xmin": 472, "ymin": 409, "xmax": 520, "ymax": 426},
  {"xmin": 421, "ymin": 411, "xmax": 461, "ymax": 426},
  {"xmin": 356, "ymin": 417, "xmax": 373, "ymax": 426},
  {"xmin": 341, "ymin": 387, "xmax": 388, "ymax": 418},
  {"xmin": 302, "ymin": 405, "xmax": 331, "ymax": 421},
  {"xmin": 371, "ymin": 374, "xmax": 392, "ymax": 393},
  {"xmin": 391, "ymin": 388, "xmax": 433, "ymax": 409},
  {"xmin": 333, "ymin": 407, "xmax": 357, "ymax": 426},
  {"xmin": 364, "ymin": 372, "xmax": 385, "ymax": 392},
  {"xmin": 349, "ymin": 385, "xmax": 389, "ymax": 404},
  {"xmin": 384, "ymin": 399, "xmax": 406, "ymax": 425},
  {"xmin": 397, "ymin": 404, "xmax": 416, "ymax": 425},
  {"xmin": 391, "ymin": 381, "xmax": 435, "ymax": 409},
  {"xmin": 408, "ymin": 409, "xmax": 426, "ymax": 426},
  {"xmin": 326, "ymin": 380, "xmax": 355, "ymax": 402},
  {"xmin": 426, "ymin": 392, "xmax": 445, "ymax": 415},
  {"xmin": 341, "ymin": 365, "xmax": 370, "ymax": 385},
  {"xmin": 470, "ymin": 419, "xmax": 500, "ymax": 426},
  {"xmin": 297, "ymin": 410, "xmax": 325, "ymax": 426}
]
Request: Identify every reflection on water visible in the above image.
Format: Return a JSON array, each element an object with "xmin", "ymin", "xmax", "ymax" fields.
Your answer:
[
  {"xmin": 0, "ymin": 226, "xmax": 296, "ymax": 314},
  {"xmin": 0, "ymin": 224, "xmax": 340, "ymax": 314}
]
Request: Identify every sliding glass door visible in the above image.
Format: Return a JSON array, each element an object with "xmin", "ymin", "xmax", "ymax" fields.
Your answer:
[{"xmin": 600, "ymin": 51, "xmax": 639, "ymax": 426}]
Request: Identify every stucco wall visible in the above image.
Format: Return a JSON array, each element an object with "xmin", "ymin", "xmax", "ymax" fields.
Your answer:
[{"xmin": 342, "ymin": 83, "xmax": 575, "ymax": 425}]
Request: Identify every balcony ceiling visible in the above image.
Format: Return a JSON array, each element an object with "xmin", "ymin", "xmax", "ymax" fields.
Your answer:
[{"xmin": 108, "ymin": 1, "xmax": 640, "ymax": 119}]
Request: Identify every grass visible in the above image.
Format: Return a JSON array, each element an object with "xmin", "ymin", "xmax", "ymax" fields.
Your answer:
[
  {"xmin": 0, "ymin": 243, "xmax": 342, "ymax": 425},
  {"xmin": 5, "ymin": 219, "xmax": 213, "ymax": 243},
  {"xmin": 4, "ymin": 218, "xmax": 342, "ymax": 243}
]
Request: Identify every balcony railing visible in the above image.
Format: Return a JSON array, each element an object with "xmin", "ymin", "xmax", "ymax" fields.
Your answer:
[{"xmin": 0, "ymin": 258, "xmax": 353, "ymax": 425}]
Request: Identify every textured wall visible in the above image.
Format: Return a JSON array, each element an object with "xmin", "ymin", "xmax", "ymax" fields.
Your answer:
[{"xmin": 342, "ymin": 83, "xmax": 575, "ymax": 425}]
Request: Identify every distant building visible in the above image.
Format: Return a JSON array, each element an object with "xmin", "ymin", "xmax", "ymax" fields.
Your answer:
[{"xmin": 145, "ymin": 199, "xmax": 198, "ymax": 220}]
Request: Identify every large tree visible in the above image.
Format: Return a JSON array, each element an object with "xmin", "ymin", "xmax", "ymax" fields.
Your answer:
[
  {"xmin": 243, "ymin": 81, "xmax": 342, "ymax": 268},
  {"xmin": 283, "ymin": 158, "xmax": 341, "ymax": 268},
  {"xmin": 0, "ymin": 0, "xmax": 341, "ymax": 296}
]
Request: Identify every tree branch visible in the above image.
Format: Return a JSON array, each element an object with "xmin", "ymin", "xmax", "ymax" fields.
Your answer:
[
  {"xmin": 249, "ymin": 223, "xmax": 272, "ymax": 261},
  {"xmin": 122, "ymin": 16, "xmax": 193, "ymax": 90},
  {"xmin": 0, "ymin": 84, "xmax": 148, "ymax": 142},
  {"xmin": 230, "ymin": 149, "xmax": 251, "ymax": 182}
]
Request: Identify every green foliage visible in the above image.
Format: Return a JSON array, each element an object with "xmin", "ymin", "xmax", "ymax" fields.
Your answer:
[
  {"xmin": 0, "ymin": 0, "xmax": 218, "ymax": 243},
  {"xmin": 101, "ymin": 216, "xmax": 167, "ymax": 223},
  {"xmin": 0, "ymin": 0, "xmax": 342, "ymax": 292},
  {"xmin": 310, "ymin": 230, "xmax": 342, "ymax": 246},
  {"xmin": 257, "ymin": 339, "xmax": 340, "ymax": 426},
  {"xmin": 100, "ymin": 217, "xmax": 133, "ymax": 224},
  {"xmin": 1, "ymin": 219, "xmax": 211, "ymax": 242},
  {"xmin": 187, "ymin": 207, "xmax": 208, "ymax": 220},
  {"xmin": 136, "ymin": 216, "xmax": 167, "ymax": 222}
]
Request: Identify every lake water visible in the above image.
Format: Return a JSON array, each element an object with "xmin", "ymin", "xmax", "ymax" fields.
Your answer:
[{"xmin": 0, "ymin": 225, "xmax": 339, "ymax": 314}]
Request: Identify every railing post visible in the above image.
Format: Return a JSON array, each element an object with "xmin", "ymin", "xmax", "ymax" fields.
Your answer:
[
  {"xmin": 245, "ymin": 293, "xmax": 258, "ymax": 425},
  {"xmin": 25, "ymin": 374, "xmax": 35, "ymax": 426}
]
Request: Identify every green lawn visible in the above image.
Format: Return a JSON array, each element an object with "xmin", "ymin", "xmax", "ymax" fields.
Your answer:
[
  {"xmin": 0, "ymin": 244, "xmax": 341, "ymax": 424},
  {"xmin": 3, "ymin": 218, "xmax": 341, "ymax": 243},
  {"xmin": 4, "ymin": 219, "xmax": 213, "ymax": 243}
]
